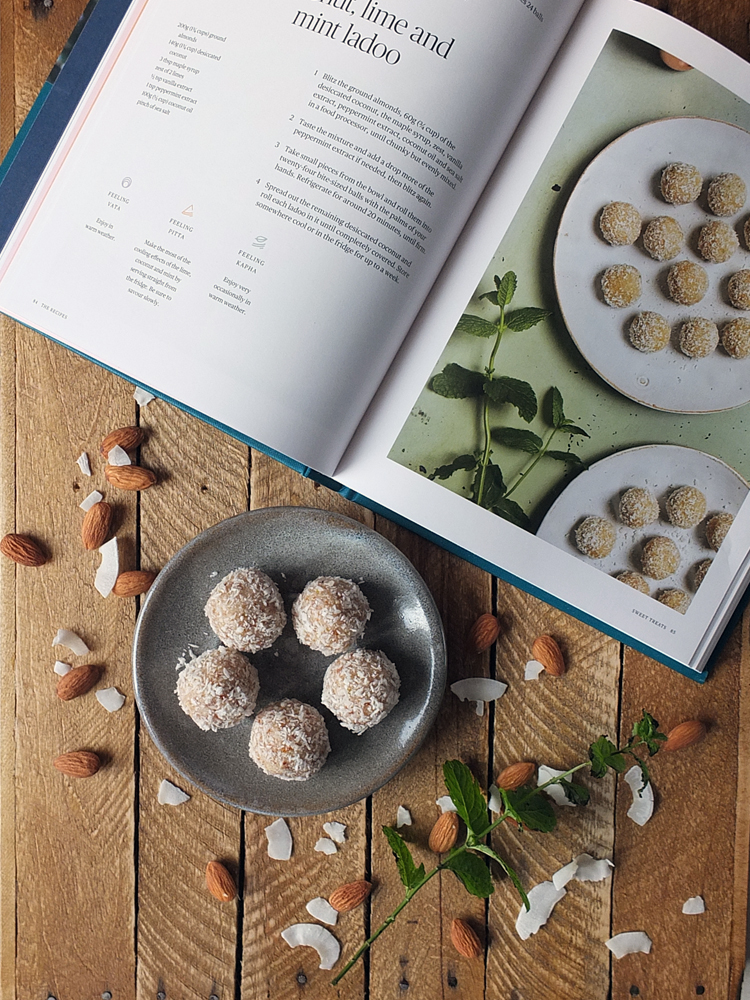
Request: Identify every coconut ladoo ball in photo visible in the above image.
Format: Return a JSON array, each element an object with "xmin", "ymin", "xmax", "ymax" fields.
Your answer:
[
  {"xmin": 616, "ymin": 571, "xmax": 650, "ymax": 595},
  {"xmin": 667, "ymin": 261, "xmax": 708, "ymax": 306},
  {"xmin": 204, "ymin": 567, "xmax": 286, "ymax": 653},
  {"xmin": 628, "ymin": 312, "xmax": 670, "ymax": 353},
  {"xmin": 574, "ymin": 516, "xmax": 616, "ymax": 559},
  {"xmin": 697, "ymin": 220, "xmax": 739, "ymax": 263},
  {"xmin": 721, "ymin": 318, "xmax": 750, "ymax": 358},
  {"xmin": 641, "ymin": 536, "xmax": 681, "ymax": 579},
  {"xmin": 601, "ymin": 264, "xmax": 641, "ymax": 308},
  {"xmin": 666, "ymin": 485, "xmax": 707, "ymax": 528},
  {"xmin": 322, "ymin": 648, "xmax": 400, "ymax": 735},
  {"xmin": 727, "ymin": 270, "xmax": 750, "ymax": 310},
  {"xmin": 656, "ymin": 588, "xmax": 690, "ymax": 614},
  {"xmin": 678, "ymin": 318, "xmax": 718, "ymax": 359},
  {"xmin": 249, "ymin": 699, "xmax": 330, "ymax": 781},
  {"xmin": 642, "ymin": 216, "xmax": 683, "ymax": 261},
  {"xmin": 599, "ymin": 202, "xmax": 642, "ymax": 246},
  {"xmin": 707, "ymin": 172, "xmax": 747, "ymax": 216},
  {"xmin": 619, "ymin": 487, "xmax": 659, "ymax": 528},
  {"xmin": 292, "ymin": 576, "xmax": 371, "ymax": 656},
  {"xmin": 706, "ymin": 512, "xmax": 734, "ymax": 550},
  {"xmin": 176, "ymin": 646, "xmax": 260, "ymax": 732},
  {"xmin": 693, "ymin": 559, "xmax": 712, "ymax": 589},
  {"xmin": 660, "ymin": 162, "xmax": 702, "ymax": 205}
]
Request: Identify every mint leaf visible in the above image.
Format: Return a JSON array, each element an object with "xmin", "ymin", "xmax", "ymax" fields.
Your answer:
[
  {"xmin": 546, "ymin": 450, "xmax": 584, "ymax": 470},
  {"xmin": 560, "ymin": 778, "xmax": 590, "ymax": 806},
  {"xmin": 431, "ymin": 364, "xmax": 485, "ymax": 399},
  {"xmin": 502, "ymin": 788, "xmax": 556, "ymax": 833},
  {"xmin": 443, "ymin": 851, "xmax": 494, "ymax": 899},
  {"xmin": 547, "ymin": 386, "xmax": 565, "ymax": 428},
  {"xmin": 479, "ymin": 288, "xmax": 499, "ymax": 305},
  {"xmin": 484, "ymin": 377, "xmax": 537, "ymax": 422},
  {"xmin": 560, "ymin": 422, "xmax": 590, "ymax": 438},
  {"xmin": 589, "ymin": 736, "xmax": 627, "ymax": 778},
  {"xmin": 429, "ymin": 454, "xmax": 477, "ymax": 481},
  {"xmin": 631, "ymin": 711, "xmax": 667, "ymax": 757},
  {"xmin": 492, "ymin": 496, "xmax": 530, "ymax": 529},
  {"xmin": 494, "ymin": 271, "xmax": 517, "ymax": 309},
  {"xmin": 492, "ymin": 427, "xmax": 542, "ymax": 454},
  {"xmin": 470, "ymin": 844, "xmax": 529, "ymax": 910},
  {"xmin": 473, "ymin": 461, "xmax": 506, "ymax": 509},
  {"xmin": 504, "ymin": 307, "xmax": 550, "ymax": 332},
  {"xmin": 633, "ymin": 756, "xmax": 651, "ymax": 790},
  {"xmin": 442, "ymin": 760, "xmax": 488, "ymax": 837},
  {"xmin": 382, "ymin": 826, "xmax": 425, "ymax": 890},
  {"xmin": 456, "ymin": 314, "xmax": 498, "ymax": 338}
]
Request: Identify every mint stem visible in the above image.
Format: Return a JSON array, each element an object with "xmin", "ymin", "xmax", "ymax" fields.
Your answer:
[{"xmin": 475, "ymin": 316, "xmax": 505, "ymax": 507}]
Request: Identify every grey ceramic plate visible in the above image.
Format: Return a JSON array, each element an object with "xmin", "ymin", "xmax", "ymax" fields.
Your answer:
[{"xmin": 133, "ymin": 507, "xmax": 446, "ymax": 815}]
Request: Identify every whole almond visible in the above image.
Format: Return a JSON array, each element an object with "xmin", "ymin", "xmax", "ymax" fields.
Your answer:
[
  {"xmin": 81, "ymin": 501, "xmax": 112, "ymax": 550},
  {"xmin": 56, "ymin": 663, "xmax": 102, "ymax": 701},
  {"xmin": 0, "ymin": 533, "xmax": 47, "ymax": 566},
  {"xmin": 105, "ymin": 464, "xmax": 156, "ymax": 491},
  {"xmin": 664, "ymin": 719, "xmax": 706, "ymax": 751},
  {"xmin": 329, "ymin": 879, "xmax": 373, "ymax": 913},
  {"xmin": 532, "ymin": 635, "xmax": 566, "ymax": 676},
  {"xmin": 53, "ymin": 750, "xmax": 101, "ymax": 778},
  {"xmin": 467, "ymin": 613, "xmax": 500, "ymax": 654},
  {"xmin": 112, "ymin": 570, "xmax": 157, "ymax": 597},
  {"xmin": 205, "ymin": 861, "xmax": 237, "ymax": 902},
  {"xmin": 496, "ymin": 761, "xmax": 536, "ymax": 791},
  {"xmin": 428, "ymin": 811, "xmax": 459, "ymax": 853},
  {"xmin": 451, "ymin": 918, "xmax": 482, "ymax": 959},
  {"xmin": 100, "ymin": 426, "xmax": 145, "ymax": 458}
]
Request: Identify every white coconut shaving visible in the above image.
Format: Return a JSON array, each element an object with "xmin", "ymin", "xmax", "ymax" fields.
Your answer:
[
  {"xmin": 96, "ymin": 686, "xmax": 126, "ymax": 712},
  {"xmin": 53, "ymin": 660, "xmax": 72, "ymax": 676},
  {"xmin": 436, "ymin": 796, "xmax": 456, "ymax": 813},
  {"xmin": 107, "ymin": 444, "xmax": 131, "ymax": 466},
  {"xmin": 76, "ymin": 452, "xmax": 91, "ymax": 476},
  {"xmin": 396, "ymin": 806, "xmax": 412, "ymax": 828},
  {"xmin": 281, "ymin": 923, "xmax": 340, "ymax": 970},
  {"xmin": 682, "ymin": 896, "xmax": 705, "ymax": 914},
  {"xmin": 516, "ymin": 881, "xmax": 566, "ymax": 940},
  {"xmin": 450, "ymin": 677, "xmax": 508, "ymax": 706},
  {"xmin": 552, "ymin": 859, "xmax": 579, "ymax": 890},
  {"xmin": 524, "ymin": 660, "xmax": 545, "ymax": 680},
  {"xmin": 605, "ymin": 931, "xmax": 652, "ymax": 959},
  {"xmin": 52, "ymin": 628, "xmax": 89, "ymax": 657},
  {"xmin": 474, "ymin": 701, "xmax": 484, "ymax": 716},
  {"xmin": 306, "ymin": 897, "xmax": 339, "ymax": 926},
  {"xmin": 94, "ymin": 536, "xmax": 119, "ymax": 598},
  {"xmin": 315, "ymin": 838, "xmax": 337, "ymax": 855},
  {"xmin": 323, "ymin": 821, "xmax": 346, "ymax": 844},
  {"xmin": 538, "ymin": 765, "xmax": 576, "ymax": 807},
  {"xmin": 488, "ymin": 785, "xmax": 502, "ymax": 814},
  {"xmin": 624, "ymin": 765, "xmax": 654, "ymax": 826},
  {"xmin": 157, "ymin": 779, "xmax": 190, "ymax": 806},
  {"xmin": 265, "ymin": 818, "xmax": 293, "ymax": 861},
  {"xmin": 133, "ymin": 386, "xmax": 155, "ymax": 406},
  {"xmin": 553, "ymin": 854, "xmax": 613, "ymax": 890},
  {"xmin": 79, "ymin": 490, "xmax": 103, "ymax": 511}
]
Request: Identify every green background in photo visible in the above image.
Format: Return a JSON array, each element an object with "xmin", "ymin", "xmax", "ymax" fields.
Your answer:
[{"xmin": 389, "ymin": 31, "xmax": 750, "ymax": 529}]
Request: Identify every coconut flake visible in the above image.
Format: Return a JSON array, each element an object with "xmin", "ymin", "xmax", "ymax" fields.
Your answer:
[
  {"xmin": 96, "ymin": 686, "xmax": 126, "ymax": 712},
  {"xmin": 552, "ymin": 859, "xmax": 579, "ymax": 890},
  {"xmin": 573, "ymin": 853, "xmax": 614, "ymax": 883},
  {"xmin": 53, "ymin": 660, "xmax": 72, "ymax": 676},
  {"xmin": 436, "ymin": 796, "xmax": 456, "ymax": 813},
  {"xmin": 323, "ymin": 821, "xmax": 346, "ymax": 844},
  {"xmin": 52, "ymin": 628, "xmax": 89, "ymax": 657},
  {"xmin": 624, "ymin": 765, "xmax": 654, "ymax": 826},
  {"xmin": 396, "ymin": 806, "xmax": 412, "ymax": 828},
  {"xmin": 524, "ymin": 660, "xmax": 545, "ymax": 680},
  {"xmin": 281, "ymin": 923, "xmax": 340, "ymax": 970},
  {"xmin": 538, "ymin": 765, "xmax": 576, "ymax": 807},
  {"xmin": 488, "ymin": 784, "xmax": 503, "ymax": 814},
  {"xmin": 450, "ymin": 678, "xmax": 508, "ymax": 705},
  {"xmin": 76, "ymin": 452, "xmax": 91, "ymax": 476},
  {"xmin": 682, "ymin": 895, "xmax": 705, "ymax": 914},
  {"xmin": 107, "ymin": 444, "xmax": 131, "ymax": 466},
  {"xmin": 605, "ymin": 931, "xmax": 652, "ymax": 959},
  {"xmin": 474, "ymin": 700, "xmax": 484, "ymax": 716},
  {"xmin": 79, "ymin": 490, "xmax": 103, "ymax": 511},
  {"xmin": 315, "ymin": 838, "xmax": 337, "ymax": 855},
  {"xmin": 94, "ymin": 537, "xmax": 119, "ymax": 598},
  {"xmin": 265, "ymin": 818, "xmax": 293, "ymax": 861},
  {"xmin": 133, "ymin": 386, "xmax": 156, "ymax": 406},
  {"xmin": 306, "ymin": 897, "xmax": 339, "ymax": 926},
  {"xmin": 516, "ymin": 881, "xmax": 566, "ymax": 940},
  {"xmin": 158, "ymin": 779, "xmax": 190, "ymax": 805}
]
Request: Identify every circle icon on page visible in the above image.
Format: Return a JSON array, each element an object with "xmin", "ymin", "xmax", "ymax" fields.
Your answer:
[{"xmin": 122, "ymin": 177, "xmax": 132, "ymax": 189}]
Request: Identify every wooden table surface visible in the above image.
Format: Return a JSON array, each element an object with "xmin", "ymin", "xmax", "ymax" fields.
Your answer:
[{"xmin": 2, "ymin": 1, "xmax": 750, "ymax": 998}]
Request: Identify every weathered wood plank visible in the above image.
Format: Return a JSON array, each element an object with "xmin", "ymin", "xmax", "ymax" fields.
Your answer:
[{"xmin": 136, "ymin": 402, "xmax": 249, "ymax": 1000}]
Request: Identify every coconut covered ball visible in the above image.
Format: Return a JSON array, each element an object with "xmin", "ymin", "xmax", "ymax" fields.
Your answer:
[
  {"xmin": 628, "ymin": 312, "xmax": 670, "ymax": 353},
  {"xmin": 249, "ymin": 699, "xmax": 330, "ymax": 781},
  {"xmin": 322, "ymin": 648, "xmax": 400, "ymax": 735},
  {"xmin": 601, "ymin": 264, "xmax": 641, "ymax": 308},
  {"xmin": 205, "ymin": 568, "xmax": 286, "ymax": 653},
  {"xmin": 693, "ymin": 558, "xmax": 712, "ymax": 589},
  {"xmin": 642, "ymin": 216, "xmax": 683, "ymax": 261},
  {"xmin": 721, "ymin": 318, "xmax": 750, "ymax": 358},
  {"xmin": 176, "ymin": 646, "xmax": 259, "ymax": 732},
  {"xmin": 292, "ymin": 576, "xmax": 371, "ymax": 655},
  {"xmin": 661, "ymin": 162, "xmax": 702, "ymax": 205},
  {"xmin": 575, "ymin": 516, "xmax": 616, "ymax": 559},
  {"xmin": 666, "ymin": 485, "xmax": 707, "ymax": 528},
  {"xmin": 667, "ymin": 261, "xmax": 708, "ymax": 306},
  {"xmin": 619, "ymin": 487, "xmax": 659, "ymax": 528},
  {"xmin": 656, "ymin": 588, "xmax": 690, "ymax": 614},
  {"xmin": 728, "ymin": 270, "xmax": 750, "ymax": 309},
  {"xmin": 697, "ymin": 220, "xmax": 739, "ymax": 263},
  {"xmin": 599, "ymin": 202, "xmax": 642, "ymax": 246},
  {"xmin": 706, "ymin": 512, "xmax": 734, "ymax": 550},
  {"xmin": 678, "ymin": 318, "xmax": 718, "ymax": 359},
  {"xmin": 707, "ymin": 173, "xmax": 746, "ymax": 216},
  {"xmin": 641, "ymin": 536, "xmax": 681, "ymax": 579},
  {"xmin": 744, "ymin": 218, "xmax": 750, "ymax": 250},
  {"xmin": 616, "ymin": 571, "xmax": 650, "ymax": 595}
]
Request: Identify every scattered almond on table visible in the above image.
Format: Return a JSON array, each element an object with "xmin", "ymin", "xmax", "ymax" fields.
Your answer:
[
  {"xmin": 450, "ymin": 918, "xmax": 482, "ymax": 958},
  {"xmin": 496, "ymin": 761, "xmax": 536, "ymax": 791},
  {"xmin": 205, "ymin": 860, "xmax": 237, "ymax": 902},
  {"xmin": 100, "ymin": 425, "xmax": 145, "ymax": 457},
  {"xmin": 329, "ymin": 880, "xmax": 372, "ymax": 912},
  {"xmin": 53, "ymin": 750, "xmax": 101, "ymax": 778},
  {"xmin": 467, "ymin": 612, "xmax": 500, "ymax": 654},
  {"xmin": 81, "ymin": 500, "xmax": 112, "ymax": 550},
  {"xmin": 56, "ymin": 663, "xmax": 102, "ymax": 701},
  {"xmin": 0, "ymin": 533, "xmax": 47, "ymax": 566},
  {"xmin": 664, "ymin": 719, "xmax": 706, "ymax": 751},
  {"xmin": 113, "ymin": 569, "xmax": 157, "ymax": 597},
  {"xmin": 531, "ymin": 634, "xmax": 566, "ymax": 676},
  {"xmin": 105, "ymin": 464, "xmax": 156, "ymax": 490},
  {"xmin": 428, "ymin": 810, "xmax": 459, "ymax": 853}
]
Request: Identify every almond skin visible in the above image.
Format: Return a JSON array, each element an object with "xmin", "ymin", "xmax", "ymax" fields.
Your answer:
[
  {"xmin": 664, "ymin": 719, "xmax": 706, "ymax": 751},
  {"xmin": 56, "ymin": 663, "xmax": 102, "ymax": 701},
  {"xmin": 81, "ymin": 501, "xmax": 112, "ymax": 551},
  {"xmin": 329, "ymin": 880, "xmax": 373, "ymax": 913},
  {"xmin": 532, "ymin": 635, "xmax": 566, "ymax": 676},
  {"xmin": 428, "ymin": 811, "xmax": 459, "ymax": 853},
  {"xmin": 105, "ymin": 464, "xmax": 156, "ymax": 491},
  {"xmin": 53, "ymin": 750, "xmax": 101, "ymax": 778},
  {"xmin": 467, "ymin": 613, "xmax": 500, "ymax": 654},
  {"xmin": 205, "ymin": 861, "xmax": 237, "ymax": 902},
  {"xmin": 112, "ymin": 570, "xmax": 157, "ymax": 597},
  {"xmin": 451, "ymin": 918, "xmax": 482, "ymax": 959},
  {"xmin": 100, "ymin": 425, "xmax": 145, "ymax": 458},
  {"xmin": 496, "ymin": 761, "xmax": 536, "ymax": 791},
  {"xmin": 0, "ymin": 533, "xmax": 47, "ymax": 566}
]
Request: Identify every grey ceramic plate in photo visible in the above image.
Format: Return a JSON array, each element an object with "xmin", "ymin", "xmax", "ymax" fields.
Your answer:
[{"xmin": 133, "ymin": 506, "xmax": 446, "ymax": 815}]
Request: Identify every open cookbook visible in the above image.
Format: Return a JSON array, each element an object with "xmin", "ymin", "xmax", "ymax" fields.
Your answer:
[{"xmin": 2, "ymin": 0, "xmax": 750, "ymax": 679}]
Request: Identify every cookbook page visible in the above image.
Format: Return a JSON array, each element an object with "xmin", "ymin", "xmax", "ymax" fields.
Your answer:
[
  {"xmin": 0, "ymin": 0, "xmax": 583, "ymax": 475},
  {"xmin": 336, "ymin": 0, "xmax": 750, "ymax": 672}
]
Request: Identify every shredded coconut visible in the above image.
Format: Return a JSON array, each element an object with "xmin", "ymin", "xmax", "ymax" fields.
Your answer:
[
  {"xmin": 205, "ymin": 567, "xmax": 286, "ymax": 653},
  {"xmin": 249, "ymin": 699, "xmax": 330, "ymax": 780},
  {"xmin": 322, "ymin": 649, "xmax": 399, "ymax": 734},
  {"xmin": 76, "ymin": 452, "xmax": 91, "ymax": 476},
  {"xmin": 79, "ymin": 490, "xmax": 103, "ymax": 511},
  {"xmin": 292, "ymin": 576, "xmax": 371, "ymax": 655},
  {"xmin": 176, "ymin": 646, "xmax": 259, "ymax": 731}
]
